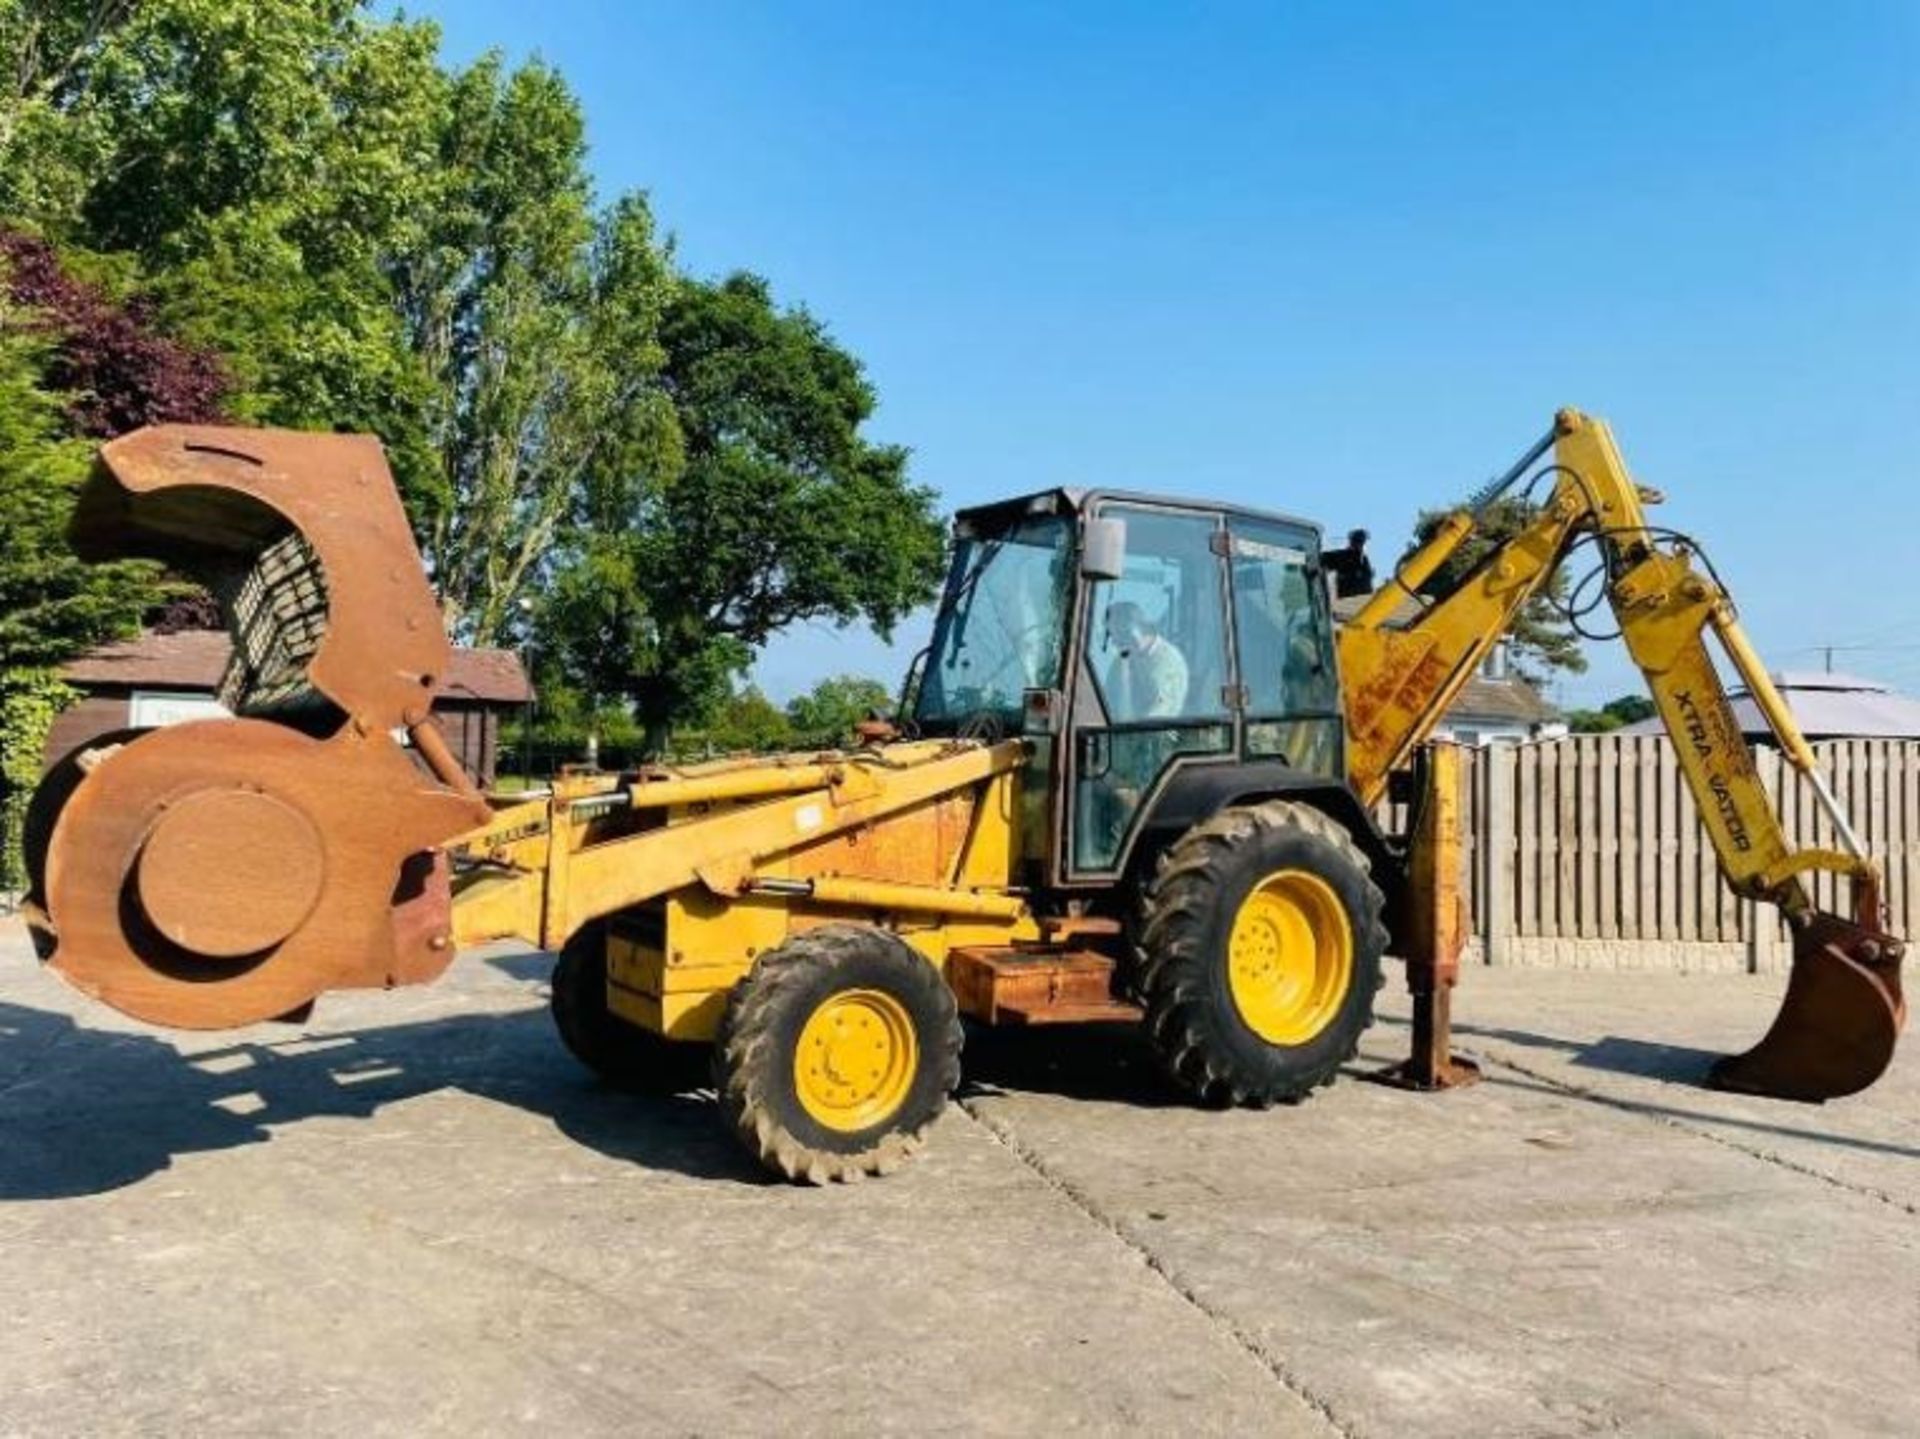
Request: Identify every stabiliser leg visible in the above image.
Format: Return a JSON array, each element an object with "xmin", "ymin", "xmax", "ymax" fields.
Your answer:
[
  {"xmin": 1374, "ymin": 743, "xmax": 1481, "ymax": 1091},
  {"xmin": 1388, "ymin": 955, "xmax": 1482, "ymax": 1092}
]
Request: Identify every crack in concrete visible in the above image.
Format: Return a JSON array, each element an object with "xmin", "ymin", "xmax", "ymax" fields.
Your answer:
[
  {"xmin": 1474, "ymin": 1048, "xmax": 1919, "ymax": 1219},
  {"xmin": 953, "ymin": 1095, "xmax": 1359, "ymax": 1438}
]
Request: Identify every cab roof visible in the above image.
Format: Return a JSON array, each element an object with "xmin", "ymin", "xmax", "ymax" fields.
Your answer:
[{"xmin": 952, "ymin": 485, "xmax": 1324, "ymax": 540}]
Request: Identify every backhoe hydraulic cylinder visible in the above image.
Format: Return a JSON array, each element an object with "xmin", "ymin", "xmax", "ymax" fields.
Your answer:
[
  {"xmin": 1709, "ymin": 604, "xmax": 1865, "ymax": 858},
  {"xmin": 1350, "ymin": 512, "xmax": 1473, "ymax": 631}
]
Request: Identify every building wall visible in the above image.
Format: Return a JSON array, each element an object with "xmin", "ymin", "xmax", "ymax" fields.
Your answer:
[
  {"xmin": 434, "ymin": 705, "xmax": 501, "ymax": 787},
  {"xmin": 1431, "ymin": 717, "xmax": 1535, "ymax": 746},
  {"xmin": 45, "ymin": 691, "xmax": 138, "ymax": 766},
  {"xmin": 47, "ymin": 687, "xmax": 507, "ymax": 789}
]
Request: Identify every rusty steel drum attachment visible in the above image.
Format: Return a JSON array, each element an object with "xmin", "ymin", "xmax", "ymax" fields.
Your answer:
[
  {"xmin": 26, "ymin": 426, "xmax": 491, "ymax": 1029},
  {"xmin": 1708, "ymin": 881, "xmax": 1907, "ymax": 1103}
]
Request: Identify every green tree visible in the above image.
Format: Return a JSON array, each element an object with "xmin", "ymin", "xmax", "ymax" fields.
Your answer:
[
  {"xmin": 2, "ymin": 1, "xmax": 924, "ymax": 757},
  {"xmin": 0, "ymin": 319, "xmax": 138, "ymax": 890},
  {"xmin": 0, "ymin": 320, "xmax": 150, "ymax": 670},
  {"xmin": 1, "ymin": 4, "xmax": 683, "ymax": 646},
  {"xmin": 400, "ymin": 58, "xmax": 678, "ymax": 641},
  {"xmin": 1601, "ymin": 693, "xmax": 1654, "ymax": 725},
  {"xmin": 0, "ymin": 0, "xmax": 449, "ymax": 507},
  {"xmin": 2, "ymin": 2, "xmax": 429, "ymax": 252},
  {"xmin": 786, "ymin": 674, "xmax": 893, "ymax": 747},
  {"xmin": 1406, "ymin": 497, "xmax": 1586, "ymax": 680},
  {"xmin": 1568, "ymin": 693, "xmax": 1654, "ymax": 733},
  {"xmin": 686, "ymin": 686, "xmax": 794, "ymax": 755},
  {"xmin": 1564, "ymin": 707, "xmax": 1621, "ymax": 734},
  {"xmin": 0, "ymin": 669, "xmax": 70, "ymax": 889},
  {"xmin": 547, "ymin": 273, "xmax": 945, "ymax": 749},
  {"xmin": 0, "ymin": 0, "xmax": 136, "ymax": 225},
  {"xmin": 0, "ymin": 224, "xmax": 232, "ymax": 668}
]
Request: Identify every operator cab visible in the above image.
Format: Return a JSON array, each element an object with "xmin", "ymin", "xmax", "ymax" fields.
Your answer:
[{"xmin": 911, "ymin": 488, "xmax": 1344, "ymax": 886}]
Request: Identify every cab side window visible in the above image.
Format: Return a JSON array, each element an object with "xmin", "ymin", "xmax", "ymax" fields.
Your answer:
[
  {"xmin": 1230, "ymin": 520, "xmax": 1340, "ymax": 765},
  {"xmin": 1085, "ymin": 509, "xmax": 1230, "ymax": 724}
]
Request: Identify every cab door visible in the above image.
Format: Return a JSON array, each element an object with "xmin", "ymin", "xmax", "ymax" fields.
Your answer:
[
  {"xmin": 1059, "ymin": 502, "xmax": 1237, "ymax": 881},
  {"xmin": 1225, "ymin": 517, "xmax": 1344, "ymax": 780}
]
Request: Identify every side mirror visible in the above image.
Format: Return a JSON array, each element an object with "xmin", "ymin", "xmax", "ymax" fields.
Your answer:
[{"xmin": 1081, "ymin": 515, "xmax": 1127, "ymax": 580}]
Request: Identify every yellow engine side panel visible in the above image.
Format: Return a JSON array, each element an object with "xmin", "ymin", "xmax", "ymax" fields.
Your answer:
[
  {"xmin": 604, "ymin": 767, "xmax": 1036, "ymax": 1040},
  {"xmin": 787, "ymin": 789, "xmax": 978, "ymax": 886}
]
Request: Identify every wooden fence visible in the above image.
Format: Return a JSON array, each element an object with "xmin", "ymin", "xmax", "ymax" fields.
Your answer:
[{"xmin": 1395, "ymin": 735, "xmax": 1920, "ymax": 974}]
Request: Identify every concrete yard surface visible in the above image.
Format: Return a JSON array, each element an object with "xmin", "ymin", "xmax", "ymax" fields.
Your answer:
[{"xmin": 2, "ymin": 917, "xmax": 1916, "ymax": 1436}]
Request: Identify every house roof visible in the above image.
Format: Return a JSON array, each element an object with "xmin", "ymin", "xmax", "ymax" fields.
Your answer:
[
  {"xmin": 61, "ymin": 629, "xmax": 230, "ymax": 689},
  {"xmin": 437, "ymin": 647, "xmax": 535, "ymax": 704},
  {"xmin": 62, "ymin": 629, "xmax": 532, "ymax": 704},
  {"xmin": 1621, "ymin": 670, "xmax": 1920, "ymax": 741},
  {"xmin": 1449, "ymin": 675, "xmax": 1558, "ymax": 725}
]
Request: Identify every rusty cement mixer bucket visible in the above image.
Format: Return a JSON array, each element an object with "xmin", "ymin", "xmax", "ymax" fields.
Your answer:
[
  {"xmin": 1708, "ymin": 903, "xmax": 1906, "ymax": 1103},
  {"xmin": 24, "ymin": 426, "xmax": 491, "ymax": 1030}
]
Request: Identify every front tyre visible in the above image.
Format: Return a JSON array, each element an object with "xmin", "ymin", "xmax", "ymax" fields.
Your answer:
[
  {"xmin": 1139, "ymin": 801, "xmax": 1387, "ymax": 1107},
  {"xmin": 714, "ymin": 924, "xmax": 962, "ymax": 1184}
]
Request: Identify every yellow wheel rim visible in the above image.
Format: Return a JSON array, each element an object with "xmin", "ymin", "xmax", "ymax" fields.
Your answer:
[
  {"xmin": 1226, "ymin": 868, "xmax": 1354, "ymax": 1045},
  {"xmin": 793, "ymin": 988, "xmax": 919, "ymax": 1133}
]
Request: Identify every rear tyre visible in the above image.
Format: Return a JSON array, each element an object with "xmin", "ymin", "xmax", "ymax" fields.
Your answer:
[
  {"xmin": 714, "ymin": 924, "xmax": 962, "ymax": 1184},
  {"xmin": 1139, "ymin": 801, "xmax": 1387, "ymax": 1107},
  {"xmin": 550, "ymin": 921, "xmax": 706, "ymax": 1090}
]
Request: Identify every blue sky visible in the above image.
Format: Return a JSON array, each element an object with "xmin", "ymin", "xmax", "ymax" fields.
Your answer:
[{"xmin": 411, "ymin": 1, "xmax": 1920, "ymax": 708}]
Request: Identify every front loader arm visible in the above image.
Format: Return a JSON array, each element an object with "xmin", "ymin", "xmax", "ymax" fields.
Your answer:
[{"xmin": 1340, "ymin": 408, "xmax": 1905, "ymax": 1100}]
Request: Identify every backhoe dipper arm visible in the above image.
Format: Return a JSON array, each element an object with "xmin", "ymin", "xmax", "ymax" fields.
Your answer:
[{"xmin": 1338, "ymin": 408, "xmax": 1905, "ymax": 1100}]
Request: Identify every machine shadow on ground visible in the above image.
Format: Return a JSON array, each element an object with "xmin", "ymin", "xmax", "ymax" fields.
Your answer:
[
  {"xmin": 13, "ymin": 958, "xmax": 1909, "ymax": 1204},
  {"xmin": 0, "ymin": 990, "xmax": 767, "ymax": 1201},
  {"xmin": 489, "ymin": 947, "xmax": 1186, "ymax": 1110},
  {"xmin": 0, "ymin": 954, "xmax": 1177, "ymax": 1202},
  {"xmin": 1384, "ymin": 1013, "xmax": 1920, "ymax": 1163},
  {"xmin": 957, "ymin": 1021, "xmax": 1184, "ymax": 1108},
  {"xmin": 1439, "ymin": 1014, "xmax": 1723, "ymax": 1081}
]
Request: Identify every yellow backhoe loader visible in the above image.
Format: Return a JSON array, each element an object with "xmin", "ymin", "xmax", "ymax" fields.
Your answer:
[{"xmin": 21, "ymin": 409, "xmax": 1906, "ymax": 1181}]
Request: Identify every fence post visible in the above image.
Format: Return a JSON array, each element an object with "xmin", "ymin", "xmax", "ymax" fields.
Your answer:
[{"xmin": 1481, "ymin": 742, "xmax": 1515, "ymax": 965}]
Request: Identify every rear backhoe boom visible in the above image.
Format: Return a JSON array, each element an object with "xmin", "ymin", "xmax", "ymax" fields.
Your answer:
[{"xmin": 1337, "ymin": 408, "xmax": 1906, "ymax": 1098}]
